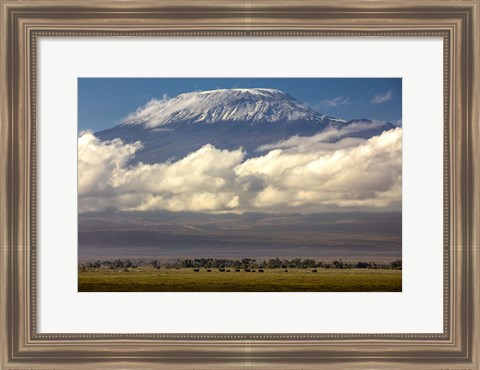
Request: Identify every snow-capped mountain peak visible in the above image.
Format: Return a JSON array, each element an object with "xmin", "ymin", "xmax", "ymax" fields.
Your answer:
[
  {"xmin": 96, "ymin": 88, "xmax": 395, "ymax": 164},
  {"xmin": 121, "ymin": 88, "xmax": 344, "ymax": 127}
]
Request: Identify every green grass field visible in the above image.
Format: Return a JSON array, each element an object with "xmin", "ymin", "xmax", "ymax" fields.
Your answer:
[{"xmin": 78, "ymin": 267, "xmax": 402, "ymax": 292}]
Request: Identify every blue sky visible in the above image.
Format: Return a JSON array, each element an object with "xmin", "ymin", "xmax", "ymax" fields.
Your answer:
[{"xmin": 78, "ymin": 78, "xmax": 402, "ymax": 132}]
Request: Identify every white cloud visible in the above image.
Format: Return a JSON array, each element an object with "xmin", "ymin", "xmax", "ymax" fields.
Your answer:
[
  {"xmin": 371, "ymin": 90, "xmax": 393, "ymax": 104},
  {"xmin": 151, "ymin": 127, "xmax": 174, "ymax": 132},
  {"xmin": 78, "ymin": 132, "xmax": 243, "ymax": 212},
  {"xmin": 121, "ymin": 96, "xmax": 169, "ymax": 126},
  {"xmin": 78, "ymin": 128, "xmax": 402, "ymax": 214},
  {"xmin": 78, "ymin": 131, "xmax": 142, "ymax": 198},
  {"xmin": 257, "ymin": 120, "xmax": 386, "ymax": 152},
  {"xmin": 315, "ymin": 96, "xmax": 350, "ymax": 108},
  {"xmin": 238, "ymin": 128, "xmax": 402, "ymax": 212},
  {"xmin": 392, "ymin": 118, "xmax": 402, "ymax": 127}
]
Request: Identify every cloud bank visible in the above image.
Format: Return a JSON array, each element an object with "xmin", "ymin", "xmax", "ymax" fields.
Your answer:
[{"xmin": 78, "ymin": 127, "xmax": 402, "ymax": 214}]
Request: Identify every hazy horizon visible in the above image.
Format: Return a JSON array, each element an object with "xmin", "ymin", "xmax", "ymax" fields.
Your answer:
[{"xmin": 78, "ymin": 210, "xmax": 401, "ymax": 263}]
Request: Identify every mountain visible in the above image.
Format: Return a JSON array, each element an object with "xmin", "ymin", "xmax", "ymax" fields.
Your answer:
[
  {"xmin": 95, "ymin": 88, "xmax": 395, "ymax": 163},
  {"xmin": 121, "ymin": 88, "xmax": 345, "ymax": 127}
]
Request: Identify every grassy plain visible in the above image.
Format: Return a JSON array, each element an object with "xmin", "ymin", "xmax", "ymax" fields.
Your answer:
[{"xmin": 78, "ymin": 267, "xmax": 401, "ymax": 292}]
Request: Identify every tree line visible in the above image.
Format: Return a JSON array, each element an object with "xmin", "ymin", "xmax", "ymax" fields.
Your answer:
[{"xmin": 79, "ymin": 258, "xmax": 402, "ymax": 270}]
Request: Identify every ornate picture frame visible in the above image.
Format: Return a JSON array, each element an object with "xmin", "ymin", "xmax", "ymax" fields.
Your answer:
[{"xmin": 1, "ymin": 0, "xmax": 478, "ymax": 368}]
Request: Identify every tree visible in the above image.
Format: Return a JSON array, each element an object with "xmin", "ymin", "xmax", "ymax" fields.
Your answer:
[
  {"xmin": 356, "ymin": 262, "xmax": 370, "ymax": 269},
  {"xmin": 332, "ymin": 259, "xmax": 344, "ymax": 269},
  {"xmin": 390, "ymin": 260, "xmax": 402, "ymax": 269}
]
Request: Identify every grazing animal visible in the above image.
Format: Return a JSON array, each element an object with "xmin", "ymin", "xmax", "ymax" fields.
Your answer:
[
  {"xmin": 258, "ymin": 269, "xmax": 264, "ymax": 272},
  {"xmin": 226, "ymin": 270, "xmax": 231, "ymax": 272},
  {"xmin": 206, "ymin": 269, "xmax": 212, "ymax": 272},
  {"xmin": 193, "ymin": 268, "xmax": 199, "ymax": 272},
  {"xmin": 284, "ymin": 269, "xmax": 288, "ymax": 272},
  {"xmin": 251, "ymin": 270, "xmax": 256, "ymax": 272},
  {"xmin": 245, "ymin": 269, "xmax": 251, "ymax": 272},
  {"xmin": 312, "ymin": 269, "xmax": 317, "ymax": 273}
]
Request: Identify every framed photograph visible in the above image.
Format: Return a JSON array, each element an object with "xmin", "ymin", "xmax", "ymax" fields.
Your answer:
[
  {"xmin": 1, "ymin": 0, "xmax": 478, "ymax": 368},
  {"xmin": 77, "ymin": 77, "xmax": 403, "ymax": 293}
]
